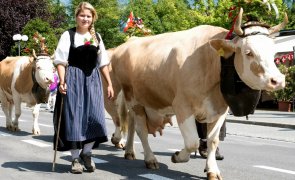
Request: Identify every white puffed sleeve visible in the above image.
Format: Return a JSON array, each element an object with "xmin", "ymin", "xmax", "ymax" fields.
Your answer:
[
  {"xmin": 97, "ymin": 33, "xmax": 110, "ymax": 68},
  {"xmin": 54, "ymin": 31, "xmax": 70, "ymax": 66}
]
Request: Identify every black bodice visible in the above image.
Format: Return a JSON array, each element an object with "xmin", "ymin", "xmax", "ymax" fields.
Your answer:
[{"xmin": 67, "ymin": 28, "xmax": 100, "ymax": 76}]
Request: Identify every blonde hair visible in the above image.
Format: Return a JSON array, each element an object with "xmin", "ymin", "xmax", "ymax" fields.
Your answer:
[{"xmin": 75, "ymin": 2, "xmax": 99, "ymax": 44}]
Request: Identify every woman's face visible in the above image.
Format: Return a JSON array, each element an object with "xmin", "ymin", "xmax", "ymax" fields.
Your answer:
[{"xmin": 76, "ymin": 9, "xmax": 93, "ymax": 30}]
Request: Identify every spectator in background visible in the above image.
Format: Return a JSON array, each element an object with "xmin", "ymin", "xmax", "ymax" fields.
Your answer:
[{"xmin": 47, "ymin": 68, "xmax": 58, "ymax": 112}]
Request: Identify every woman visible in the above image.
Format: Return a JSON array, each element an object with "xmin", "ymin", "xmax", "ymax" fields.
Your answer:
[{"xmin": 53, "ymin": 2, "xmax": 114, "ymax": 174}]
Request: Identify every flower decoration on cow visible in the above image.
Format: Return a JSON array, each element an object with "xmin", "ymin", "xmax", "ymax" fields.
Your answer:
[
  {"xmin": 32, "ymin": 32, "xmax": 49, "ymax": 55},
  {"xmin": 121, "ymin": 11, "xmax": 152, "ymax": 40}
]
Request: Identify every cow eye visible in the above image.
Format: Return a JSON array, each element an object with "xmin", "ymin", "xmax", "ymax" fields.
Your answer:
[{"xmin": 245, "ymin": 50, "xmax": 253, "ymax": 57}]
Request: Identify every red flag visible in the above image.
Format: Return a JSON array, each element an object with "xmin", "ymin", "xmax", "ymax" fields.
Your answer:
[{"xmin": 123, "ymin": 11, "xmax": 134, "ymax": 32}]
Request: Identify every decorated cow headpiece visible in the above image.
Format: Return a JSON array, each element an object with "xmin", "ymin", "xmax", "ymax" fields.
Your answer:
[
  {"xmin": 219, "ymin": 8, "xmax": 288, "ymax": 116},
  {"xmin": 30, "ymin": 32, "xmax": 54, "ymax": 103}
]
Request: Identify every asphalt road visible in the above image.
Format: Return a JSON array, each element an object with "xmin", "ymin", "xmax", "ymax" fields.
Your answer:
[{"xmin": 0, "ymin": 105, "xmax": 295, "ymax": 180}]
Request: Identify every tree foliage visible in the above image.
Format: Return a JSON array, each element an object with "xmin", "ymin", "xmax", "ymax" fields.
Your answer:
[
  {"xmin": 0, "ymin": 0, "xmax": 69, "ymax": 59},
  {"xmin": 1, "ymin": 0, "xmax": 294, "ymax": 58},
  {"xmin": 70, "ymin": 0, "xmax": 125, "ymax": 48},
  {"xmin": 20, "ymin": 18, "xmax": 58, "ymax": 55},
  {"xmin": 0, "ymin": 0, "xmax": 49, "ymax": 59}
]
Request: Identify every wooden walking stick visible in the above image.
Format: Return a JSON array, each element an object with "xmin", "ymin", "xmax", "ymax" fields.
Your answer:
[{"xmin": 52, "ymin": 95, "xmax": 63, "ymax": 172}]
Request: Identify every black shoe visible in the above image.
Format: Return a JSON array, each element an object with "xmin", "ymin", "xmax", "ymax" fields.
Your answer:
[
  {"xmin": 198, "ymin": 140, "xmax": 224, "ymax": 160},
  {"xmin": 198, "ymin": 140, "xmax": 208, "ymax": 158},
  {"xmin": 80, "ymin": 152, "xmax": 96, "ymax": 172}
]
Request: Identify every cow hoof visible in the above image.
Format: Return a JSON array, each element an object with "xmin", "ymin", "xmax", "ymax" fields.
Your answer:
[
  {"xmin": 207, "ymin": 172, "xmax": 222, "ymax": 180},
  {"xmin": 111, "ymin": 134, "xmax": 120, "ymax": 144},
  {"xmin": 171, "ymin": 151, "xmax": 189, "ymax": 163},
  {"xmin": 124, "ymin": 152, "xmax": 136, "ymax": 160},
  {"xmin": 171, "ymin": 151, "xmax": 179, "ymax": 163},
  {"xmin": 114, "ymin": 143, "xmax": 125, "ymax": 149},
  {"xmin": 32, "ymin": 129, "xmax": 41, "ymax": 135},
  {"xmin": 7, "ymin": 125, "xmax": 20, "ymax": 132},
  {"xmin": 145, "ymin": 160, "xmax": 160, "ymax": 169}
]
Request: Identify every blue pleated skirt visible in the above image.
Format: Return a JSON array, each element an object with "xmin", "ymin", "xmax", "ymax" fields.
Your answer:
[
  {"xmin": 53, "ymin": 66, "xmax": 108, "ymax": 151},
  {"xmin": 65, "ymin": 66, "xmax": 107, "ymax": 141}
]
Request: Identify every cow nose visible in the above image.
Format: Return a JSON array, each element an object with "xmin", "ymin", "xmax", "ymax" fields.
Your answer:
[
  {"xmin": 269, "ymin": 75, "xmax": 285, "ymax": 90},
  {"xmin": 46, "ymin": 77, "xmax": 53, "ymax": 84}
]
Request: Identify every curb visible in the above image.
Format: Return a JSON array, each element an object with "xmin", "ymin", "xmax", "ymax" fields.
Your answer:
[{"xmin": 226, "ymin": 119, "xmax": 295, "ymax": 130}]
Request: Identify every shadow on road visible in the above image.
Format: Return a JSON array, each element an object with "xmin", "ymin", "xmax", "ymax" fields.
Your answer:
[
  {"xmin": 0, "ymin": 126, "xmax": 31, "ymax": 136},
  {"xmin": 1, "ymin": 143, "xmax": 207, "ymax": 180}
]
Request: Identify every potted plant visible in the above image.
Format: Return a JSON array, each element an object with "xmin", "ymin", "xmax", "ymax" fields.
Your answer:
[{"xmin": 269, "ymin": 58, "xmax": 295, "ymax": 111}]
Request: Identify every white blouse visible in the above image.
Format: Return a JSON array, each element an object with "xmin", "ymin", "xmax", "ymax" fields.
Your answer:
[{"xmin": 54, "ymin": 31, "xmax": 109, "ymax": 68}]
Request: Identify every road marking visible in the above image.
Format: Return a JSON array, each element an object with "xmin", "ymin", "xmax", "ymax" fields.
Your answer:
[
  {"xmin": 139, "ymin": 174, "xmax": 174, "ymax": 180},
  {"xmin": 168, "ymin": 148, "xmax": 180, "ymax": 152},
  {"xmin": 18, "ymin": 167, "xmax": 31, "ymax": 171},
  {"xmin": 62, "ymin": 151, "xmax": 71, "ymax": 156},
  {"xmin": 0, "ymin": 132, "xmax": 11, "ymax": 136},
  {"xmin": 0, "ymin": 115, "xmax": 5, "ymax": 118},
  {"xmin": 168, "ymin": 149, "xmax": 197, "ymax": 155},
  {"xmin": 62, "ymin": 152, "xmax": 108, "ymax": 163},
  {"xmin": 254, "ymin": 165, "xmax": 295, "ymax": 175},
  {"xmin": 22, "ymin": 140, "xmax": 51, "ymax": 147},
  {"xmin": 93, "ymin": 157, "xmax": 108, "ymax": 164},
  {"xmin": 39, "ymin": 123, "xmax": 53, "ymax": 128}
]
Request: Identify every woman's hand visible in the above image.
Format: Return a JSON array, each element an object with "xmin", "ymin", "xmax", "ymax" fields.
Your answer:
[
  {"xmin": 107, "ymin": 85, "xmax": 114, "ymax": 100},
  {"xmin": 59, "ymin": 83, "xmax": 67, "ymax": 95}
]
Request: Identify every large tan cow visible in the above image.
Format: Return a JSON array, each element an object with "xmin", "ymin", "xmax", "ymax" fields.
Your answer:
[
  {"xmin": 0, "ymin": 51, "xmax": 54, "ymax": 135},
  {"xmin": 109, "ymin": 8, "xmax": 287, "ymax": 179},
  {"xmin": 104, "ymin": 48, "xmax": 172, "ymax": 150}
]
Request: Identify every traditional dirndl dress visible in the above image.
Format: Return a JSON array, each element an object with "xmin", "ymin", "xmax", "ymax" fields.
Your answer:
[{"xmin": 53, "ymin": 28, "xmax": 108, "ymax": 151}]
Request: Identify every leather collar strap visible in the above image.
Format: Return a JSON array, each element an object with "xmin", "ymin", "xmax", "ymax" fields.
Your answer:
[{"xmin": 238, "ymin": 31, "xmax": 269, "ymax": 38}]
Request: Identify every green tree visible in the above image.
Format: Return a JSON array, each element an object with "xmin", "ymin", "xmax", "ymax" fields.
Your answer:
[
  {"xmin": 286, "ymin": 3, "xmax": 295, "ymax": 29},
  {"xmin": 153, "ymin": 0, "xmax": 196, "ymax": 33},
  {"xmin": 189, "ymin": 0, "xmax": 289, "ymax": 29},
  {"xmin": 123, "ymin": 0, "xmax": 161, "ymax": 34},
  {"xmin": 0, "ymin": 0, "xmax": 50, "ymax": 59},
  {"xmin": 0, "ymin": 0, "xmax": 69, "ymax": 59},
  {"xmin": 70, "ymin": 0, "xmax": 125, "ymax": 48},
  {"xmin": 47, "ymin": 0, "xmax": 71, "ymax": 36},
  {"xmin": 18, "ymin": 18, "xmax": 58, "ymax": 55}
]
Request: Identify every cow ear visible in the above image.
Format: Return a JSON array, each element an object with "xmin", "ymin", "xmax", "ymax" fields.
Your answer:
[
  {"xmin": 32, "ymin": 49, "xmax": 37, "ymax": 59},
  {"xmin": 209, "ymin": 39, "xmax": 235, "ymax": 58},
  {"xmin": 50, "ymin": 50, "xmax": 55, "ymax": 60}
]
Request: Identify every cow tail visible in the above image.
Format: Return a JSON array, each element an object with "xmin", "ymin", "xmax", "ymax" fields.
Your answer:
[{"xmin": 118, "ymin": 91, "xmax": 128, "ymax": 135}]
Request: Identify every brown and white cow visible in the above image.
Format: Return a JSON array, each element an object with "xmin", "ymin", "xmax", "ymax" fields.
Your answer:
[
  {"xmin": 0, "ymin": 51, "xmax": 54, "ymax": 135},
  {"xmin": 104, "ymin": 48, "xmax": 172, "ymax": 151},
  {"xmin": 109, "ymin": 8, "xmax": 287, "ymax": 179}
]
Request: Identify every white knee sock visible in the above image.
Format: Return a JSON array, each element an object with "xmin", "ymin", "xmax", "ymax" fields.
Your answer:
[
  {"xmin": 70, "ymin": 149, "xmax": 80, "ymax": 160},
  {"xmin": 82, "ymin": 142, "xmax": 95, "ymax": 155}
]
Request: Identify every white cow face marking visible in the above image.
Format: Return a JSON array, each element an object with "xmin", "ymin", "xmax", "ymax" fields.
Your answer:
[
  {"xmin": 34, "ymin": 56, "xmax": 54, "ymax": 89},
  {"xmin": 235, "ymin": 30, "xmax": 285, "ymax": 91}
]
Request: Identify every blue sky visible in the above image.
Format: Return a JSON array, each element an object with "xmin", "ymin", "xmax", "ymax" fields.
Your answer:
[{"xmin": 60, "ymin": 0, "xmax": 70, "ymax": 5}]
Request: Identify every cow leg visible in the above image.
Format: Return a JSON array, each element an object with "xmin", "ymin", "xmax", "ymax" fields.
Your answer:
[
  {"xmin": 171, "ymin": 115, "xmax": 198, "ymax": 163},
  {"xmin": 111, "ymin": 117, "xmax": 125, "ymax": 149},
  {"xmin": 205, "ymin": 115, "xmax": 226, "ymax": 180},
  {"xmin": 12, "ymin": 100, "xmax": 21, "ymax": 132},
  {"xmin": 32, "ymin": 104, "xmax": 41, "ymax": 135},
  {"xmin": 134, "ymin": 108, "xmax": 159, "ymax": 169},
  {"xmin": 124, "ymin": 110, "xmax": 136, "ymax": 160},
  {"xmin": 0, "ymin": 98, "xmax": 13, "ymax": 131}
]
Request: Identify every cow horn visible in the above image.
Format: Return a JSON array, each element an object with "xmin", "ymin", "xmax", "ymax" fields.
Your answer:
[
  {"xmin": 50, "ymin": 50, "xmax": 55, "ymax": 59},
  {"xmin": 32, "ymin": 49, "xmax": 37, "ymax": 59},
  {"xmin": 234, "ymin": 8, "xmax": 244, "ymax": 36},
  {"xmin": 268, "ymin": 12, "xmax": 288, "ymax": 35}
]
